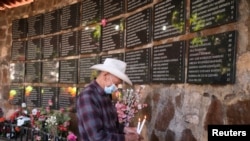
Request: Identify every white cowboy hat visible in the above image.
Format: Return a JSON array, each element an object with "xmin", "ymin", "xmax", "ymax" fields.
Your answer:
[{"xmin": 90, "ymin": 58, "xmax": 132, "ymax": 85}]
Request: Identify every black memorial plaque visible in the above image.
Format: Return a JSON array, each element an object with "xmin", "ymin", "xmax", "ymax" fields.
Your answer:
[
  {"xmin": 102, "ymin": 19, "xmax": 124, "ymax": 51},
  {"xmin": 81, "ymin": 0, "xmax": 102, "ymax": 25},
  {"xmin": 24, "ymin": 86, "xmax": 41, "ymax": 107},
  {"xmin": 41, "ymin": 87, "xmax": 59, "ymax": 109},
  {"xmin": 58, "ymin": 87, "xmax": 77, "ymax": 109},
  {"xmin": 11, "ymin": 41, "xmax": 26, "ymax": 61},
  {"xmin": 12, "ymin": 18, "xmax": 27, "ymax": 39},
  {"xmin": 127, "ymin": 0, "xmax": 152, "ymax": 12},
  {"xmin": 79, "ymin": 57, "xmax": 99, "ymax": 83},
  {"xmin": 59, "ymin": 59, "xmax": 78, "ymax": 83},
  {"xmin": 26, "ymin": 38, "xmax": 42, "ymax": 60},
  {"xmin": 153, "ymin": 0, "xmax": 185, "ymax": 40},
  {"xmin": 60, "ymin": 31, "xmax": 79, "ymax": 57},
  {"xmin": 80, "ymin": 28, "xmax": 101, "ymax": 54},
  {"xmin": 103, "ymin": 0, "xmax": 124, "ymax": 19},
  {"xmin": 61, "ymin": 2, "xmax": 80, "ymax": 30},
  {"xmin": 27, "ymin": 14, "xmax": 43, "ymax": 37},
  {"xmin": 9, "ymin": 85, "xmax": 24, "ymax": 105},
  {"xmin": 126, "ymin": 8, "xmax": 152, "ymax": 48},
  {"xmin": 125, "ymin": 48, "xmax": 151, "ymax": 83},
  {"xmin": 43, "ymin": 35, "xmax": 60, "ymax": 59},
  {"xmin": 44, "ymin": 10, "xmax": 61, "ymax": 34},
  {"xmin": 187, "ymin": 31, "xmax": 237, "ymax": 84},
  {"xmin": 42, "ymin": 61, "xmax": 59, "ymax": 83},
  {"xmin": 190, "ymin": 0, "xmax": 238, "ymax": 32},
  {"xmin": 10, "ymin": 63, "xmax": 25, "ymax": 83},
  {"xmin": 101, "ymin": 53, "xmax": 124, "ymax": 63},
  {"xmin": 152, "ymin": 41, "xmax": 185, "ymax": 83},
  {"xmin": 25, "ymin": 62, "xmax": 41, "ymax": 83}
]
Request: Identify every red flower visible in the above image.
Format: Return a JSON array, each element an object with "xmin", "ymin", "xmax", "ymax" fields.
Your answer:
[{"xmin": 58, "ymin": 125, "xmax": 67, "ymax": 131}]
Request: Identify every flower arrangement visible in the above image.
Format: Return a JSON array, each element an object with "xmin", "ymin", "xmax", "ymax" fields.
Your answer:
[
  {"xmin": 30, "ymin": 100, "xmax": 72, "ymax": 140},
  {"xmin": 115, "ymin": 85, "xmax": 147, "ymax": 126},
  {"xmin": 3, "ymin": 99, "xmax": 77, "ymax": 141}
]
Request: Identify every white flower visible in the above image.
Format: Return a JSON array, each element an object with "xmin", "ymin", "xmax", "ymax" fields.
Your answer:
[
  {"xmin": 32, "ymin": 108, "xmax": 38, "ymax": 115},
  {"xmin": 46, "ymin": 116, "xmax": 58, "ymax": 126}
]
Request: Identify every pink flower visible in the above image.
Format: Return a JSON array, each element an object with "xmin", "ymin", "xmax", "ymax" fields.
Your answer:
[
  {"xmin": 48, "ymin": 99, "xmax": 53, "ymax": 106},
  {"xmin": 101, "ymin": 19, "xmax": 107, "ymax": 27},
  {"xmin": 67, "ymin": 132, "xmax": 77, "ymax": 141},
  {"xmin": 46, "ymin": 107, "xmax": 50, "ymax": 113},
  {"xmin": 115, "ymin": 86, "xmax": 147, "ymax": 125},
  {"xmin": 35, "ymin": 135, "xmax": 41, "ymax": 141},
  {"xmin": 59, "ymin": 108, "xmax": 64, "ymax": 113}
]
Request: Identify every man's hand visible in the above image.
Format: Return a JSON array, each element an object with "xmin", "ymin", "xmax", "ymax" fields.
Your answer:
[{"xmin": 124, "ymin": 127, "xmax": 144, "ymax": 141}]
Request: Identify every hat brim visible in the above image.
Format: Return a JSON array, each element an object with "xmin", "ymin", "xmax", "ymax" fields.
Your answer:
[{"xmin": 91, "ymin": 64, "xmax": 132, "ymax": 85}]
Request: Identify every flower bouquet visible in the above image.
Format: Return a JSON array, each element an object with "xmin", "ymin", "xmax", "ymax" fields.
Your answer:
[
  {"xmin": 29, "ymin": 100, "xmax": 72, "ymax": 140},
  {"xmin": 115, "ymin": 85, "xmax": 147, "ymax": 127}
]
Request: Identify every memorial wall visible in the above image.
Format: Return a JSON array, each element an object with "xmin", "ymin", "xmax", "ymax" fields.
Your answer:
[{"xmin": 9, "ymin": 0, "xmax": 238, "ymax": 109}]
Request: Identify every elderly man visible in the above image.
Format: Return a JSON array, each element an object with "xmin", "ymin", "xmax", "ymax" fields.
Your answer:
[{"xmin": 76, "ymin": 58, "xmax": 141, "ymax": 141}]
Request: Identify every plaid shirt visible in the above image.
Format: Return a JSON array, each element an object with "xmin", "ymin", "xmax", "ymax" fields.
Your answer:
[{"xmin": 76, "ymin": 80, "xmax": 125, "ymax": 141}]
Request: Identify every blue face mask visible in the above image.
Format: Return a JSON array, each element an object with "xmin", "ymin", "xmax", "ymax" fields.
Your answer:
[
  {"xmin": 104, "ymin": 84, "xmax": 117, "ymax": 94},
  {"xmin": 104, "ymin": 76, "xmax": 118, "ymax": 94}
]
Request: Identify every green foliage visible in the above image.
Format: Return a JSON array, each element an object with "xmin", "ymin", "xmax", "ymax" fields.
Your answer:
[
  {"xmin": 191, "ymin": 36, "xmax": 203, "ymax": 46},
  {"xmin": 171, "ymin": 11, "xmax": 184, "ymax": 32},
  {"xmin": 190, "ymin": 13, "xmax": 205, "ymax": 32},
  {"xmin": 119, "ymin": 20, "xmax": 124, "ymax": 32},
  {"xmin": 92, "ymin": 24, "xmax": 101, "ymax": 40}
]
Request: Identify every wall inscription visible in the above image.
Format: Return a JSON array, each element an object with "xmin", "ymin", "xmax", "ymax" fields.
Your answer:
[
  {"xmin": 152, "ymin": 41, "xmax": 185, "ymax": 83},
  {"xmin": 187, "ymin": 31, "xmax": 237, "ymax": 84}
]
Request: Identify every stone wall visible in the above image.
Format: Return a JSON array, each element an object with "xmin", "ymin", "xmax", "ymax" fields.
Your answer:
[{"xmin": 0, "ymin": 0, "xmax": 250, "ymax": 141}]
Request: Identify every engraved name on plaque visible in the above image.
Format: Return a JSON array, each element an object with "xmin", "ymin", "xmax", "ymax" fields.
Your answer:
[
  {"xmin": 44, "ymin": 10, "xmax": 61, "ymax": 34},
  {"xmin": 26, "ymin": 38, "xmax": 42, "ymax": 60},
  {"xmin": 25, "ymin": 62, "xmax": 41, "ymax": 83},
  {"xmin": 103, "ymin": 0, "xmax": 124, "ymax": 19},
  {"xmin": 11, "ymin": 41, "xmax": 26, "ymax": 61},
  {"xmin": 102, "ymin": 19, "xmax": 124, "ymax": 51},
  {"xmin": 79, "ymin": 57, "xmax": 99, "ymax": 84},
  {"xmin": 43, "ymin": 35, "xmax": 60, "ymax": 59},
  {"xmin": 58, "ymin": 87, "xmax": 77, "ymax": 109},
  {"xmin": 10, "ymin": 63, "xmax": 25, "ymax": 83},
  {"xmin": 12, "ymin": 18, "xmax": 27, "ymax": 39},
  {"xmin": 24, "ymin": 86, "xmax": 41, "ymax": 107},
  {"xmin": 126, "ymin": 8, "xmax": 152, "ymax": 48},
  {"xmin": 127, "ymin": 0, "xmax": 152, "ymax": 12},
  {"xmin": 125, "ymin": 48, "xmax": 151, "ymax": 83},
  {"xmin": 101, "ymin": 53, "xmax": 124, "ymax": 62},
  {"xmin": 61, "ymin": 3, "xmax": 80, "ymax": 30},
  {"xmin": 60, "ymin": 31, "xmax": 79, "ymax": 57},
  {"xmin": 187, "ymin": 31, "xmax": 237, "ymax": 84},
  {"xmin": 152, "ymin": 41, "xmax": 185, "ymax": 83},
  {"xmin": 59, "ymin": 59, "xmax": 78, "ymax": 83},
  {"xmin": 80, "ymin": 28, "xmax": 100, "ymax": 54},
  {"xmin": 190, "ymin": 0, "xmax": 238, "ymax": 32},
  {"xmin": 81, "ymin": 0, "xmax": 102, "ymax": 25},
  {"xmin": 27, "ymin": 14, "xmax": 43, "ymax": 37},
  {"xmin": 9, "ymin": 85, "xmax": 24, "ymax": 105},
  {"xmin": 41, "ymin": 87, "xmax": 59, "ymax": 109},
  {"xmin": 153, "ymin": 0, "xmax": 185, "ymax": 40},
  {"xmin": 42, "ymin": 61, "xmax": 59, "ymax": 83}
]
